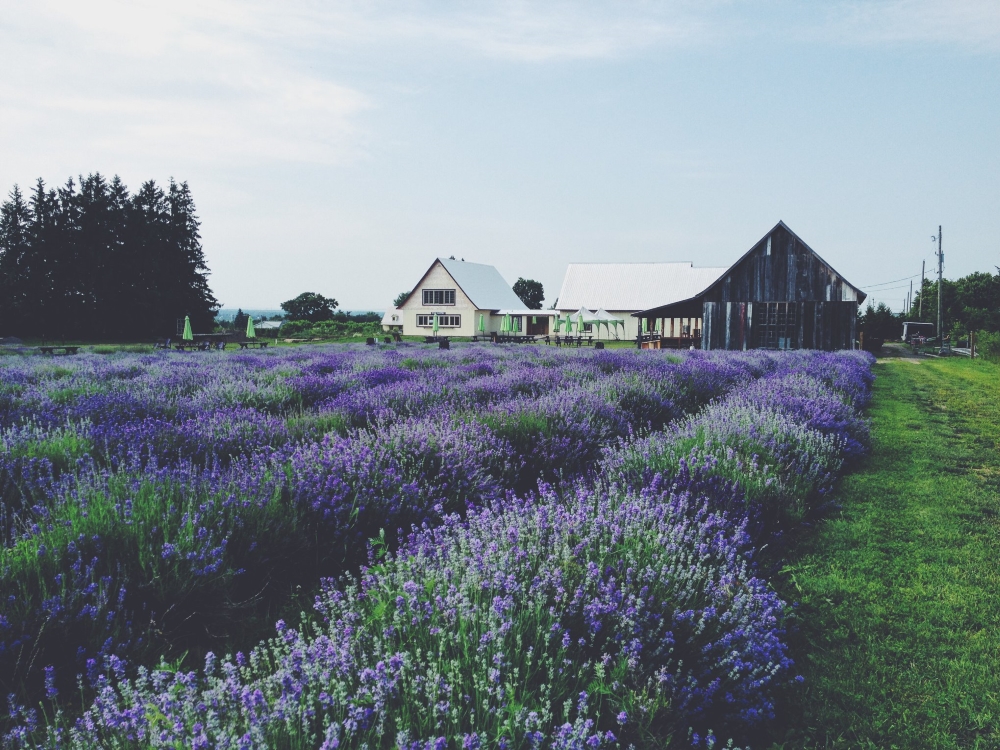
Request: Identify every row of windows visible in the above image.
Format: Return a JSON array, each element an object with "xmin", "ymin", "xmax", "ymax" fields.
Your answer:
[
  {"xmin": 417, "ymin": 314, "xmax": 461, "ymax": 328},
  {"xmin": 422, "ymin": 289, "xmax": 456, "ymax": 305}
]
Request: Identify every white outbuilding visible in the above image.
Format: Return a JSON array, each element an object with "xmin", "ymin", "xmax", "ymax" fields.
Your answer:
[
  {"xmin": 555, "ymin": 262, "xmax": 727, "ymax": 340},
  {"xmin": 388, "ymin": 258, "xmax": 557, "ymax": 337}
]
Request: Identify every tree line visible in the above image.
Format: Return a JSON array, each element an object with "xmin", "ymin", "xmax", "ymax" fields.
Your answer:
[
  {"xmin": 0, "ymin": 174, "xmax": 218, "ymax": 339},
  {"xmin": 860, "ymin": 269, "xmax": 1000, "ymax": 342}
]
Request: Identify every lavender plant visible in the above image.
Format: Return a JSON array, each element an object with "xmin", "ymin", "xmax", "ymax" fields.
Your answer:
[{"xmin": 0, "ymin": 345, "xmax": 874, "ymax": 747}]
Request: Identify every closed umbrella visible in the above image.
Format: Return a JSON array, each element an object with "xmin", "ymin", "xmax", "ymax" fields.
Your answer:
[
  {"xmin": 432, "ymin": 312, "xmax": 440, "ymax": 336},
  {"xmin": 182, "ymin": 315, "xmax": 193, "ymax": 341},
  {"xmin": 565, "ymin": 313, "xmax": 574, "ymax": 333},
  {"xmin": 478, "ymin": 314, "xmax": 486, "ymax": 335},
  {"xmin": 246, "ymin": 315, "xmax": 256, "ymax": 339},
  {"xmin": 577, "ymin": 313, "xmax": 584, "ymax": 335},
  {"xmin": 553, "ymin": 315, "xmax": 562, "ymax": 333}
]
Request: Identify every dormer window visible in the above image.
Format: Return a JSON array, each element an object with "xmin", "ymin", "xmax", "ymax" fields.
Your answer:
[{"xmin": 422, "ymin": 289, "xmax": 456, "ymax": 305}]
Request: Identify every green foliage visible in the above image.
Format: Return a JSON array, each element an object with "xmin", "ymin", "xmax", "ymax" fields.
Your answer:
[
  {"xmin": 859, "ymin": 302, "xmax": 900, "ymax": 341},
  {"xmin": 912, "ymin": 270, "xmax": 1000, "ymax": 336},
  {"xmin": 278, "ymin": 318, "xmax": 382, "ymax": 340},
  {"xmin": 775, "ymin": 358, "xmax": 1000, "ymax": 748},
  {"xmin": 393, "ymin": 290, "xmax": 410, "ymax": 308},
  {"xmin": 0, "ymin": 175, "xmax": 219, "ymax": 339},
  {"xmin": 975, "ymin": 330, "xmax": 1000, "ymax": 362},
  {"xmin": 513, "ymin": 277, "xmax": 545, "ymax": 310},
  {"xmin": 279, "ymin": 292, "xmax": 339, "ymax": 323}
]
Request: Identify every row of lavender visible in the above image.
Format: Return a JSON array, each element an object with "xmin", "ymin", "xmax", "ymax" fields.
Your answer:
[{"xmin": 0, "ymin": 346, "xmax": 874, "ymax": 748}]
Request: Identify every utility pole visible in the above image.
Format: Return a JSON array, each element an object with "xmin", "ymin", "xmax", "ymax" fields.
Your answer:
[
  {"xmin": 936, "ymin": 225, "xmax": 944, "ymax": 354},
  {"xmin": 919, "ymin": 260, "xmax": 925, "ymax": 318}
]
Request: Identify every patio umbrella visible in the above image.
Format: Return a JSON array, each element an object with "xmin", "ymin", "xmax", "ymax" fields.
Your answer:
[
  {"xmin": 553, "ymin": 315, "xmax": 562, "ymax": 333},
  {"xmin": 565, "ymin": 313, "xmax": 574, "ymax": 333},
  {"xmin": 577, "ymin": 312, "xmax": 584, "ymax": 334},
  {"xmin": 246, "ymin": 315, "xmax": 256, "ymax": 339},
  {"xmin": 478, "ymin": 314, "xmax": 486, "ymax": 335},
  {"xmin": 432, "ymin": 313, "xmax": 440, "ymax": 336},
  {"xmin": 182, "ymin": 315, "xmax": 193, "ymax": 341}
]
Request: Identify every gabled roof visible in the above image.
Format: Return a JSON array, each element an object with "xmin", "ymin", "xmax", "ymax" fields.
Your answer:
[
  {"xmin": 556, "ymin": 262, "xmax": 727, "ymax": 312},
  {"xmin": 633, "ymin": 220, "xmax": 866, "ymax": 317},
  {"xmin": 407, "ymin": 258, "xmax": 525, "ymax": 311}
]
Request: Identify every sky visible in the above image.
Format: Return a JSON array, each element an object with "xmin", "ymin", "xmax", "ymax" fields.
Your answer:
[{"xmin": 1, "ymin": 1, "xmax": 998, "ymax": 313}]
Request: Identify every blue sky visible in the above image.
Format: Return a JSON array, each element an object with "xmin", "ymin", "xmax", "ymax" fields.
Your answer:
[{"xmin": 1, "ymin": 1, "xmax": 997, "ymax": 312}]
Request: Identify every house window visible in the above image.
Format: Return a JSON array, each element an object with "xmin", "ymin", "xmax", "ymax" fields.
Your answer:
[
  {"xmin": 417, "ymin": 314, "xmax": 461, "ymax": 327},
  {"xmin": 421, "ymin": 289, "xmax": 456, "ymax": 306},
  {"xmin": 753, "ymin": 302, "xmax": 799, "ymax": 349},
  {"xmin": 583, "ymin": 323, "xmax": 593, "ymax": 333}
]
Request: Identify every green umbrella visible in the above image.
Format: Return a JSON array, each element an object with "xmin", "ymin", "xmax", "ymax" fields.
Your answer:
[
  {"xmin": 565, "ymin": 313, "xmax": 574, "ymax": 333},
  {"xmin": 246, "ymin": 315, "xmax": 256, "ymax": 339},
  {"xmin": 432, "ymin": 312, "xmax": 440, "ymax": 336},
  {"xmin": 478, "ymin": 314, "xmax": 486, "ymax": 334},
  {"xmin": 577, "ymin": 313, "xmax": 584, "ymax": 334},
  {"xmin": 553, "ymin": 315, "xmax": 561, "ymax": 333},
  {"xmin": 182, "ymin": 315, "xmax": 193, "ymax": 341}
]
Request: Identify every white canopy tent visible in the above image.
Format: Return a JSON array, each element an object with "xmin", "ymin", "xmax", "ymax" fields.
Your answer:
[{"xmin": 594, "ymin": 308, "xmax": 625, "ymax": 339}]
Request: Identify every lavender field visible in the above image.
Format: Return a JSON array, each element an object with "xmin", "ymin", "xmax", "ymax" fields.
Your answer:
[{"xmin": 0, "ymin": 346, "xmax": 873, "ymax": 749}]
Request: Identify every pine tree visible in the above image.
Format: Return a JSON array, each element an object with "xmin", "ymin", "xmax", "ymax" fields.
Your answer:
[
  {"xmin": 167, "ymin": 179, "xmax": 218, "ymax": 334},
  {"xmin": 0, "ymin": 175, "xmax": 219, "ymax": 339},
  {"xmin": 0, "ymin": 185, "xmax": 33, "ymax": 333}
]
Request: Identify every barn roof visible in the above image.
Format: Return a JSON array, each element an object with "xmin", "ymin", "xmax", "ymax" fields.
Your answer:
[
  {"xmin": 555, "ymin": 262, "xmax": 727, "ymax": 312},
  {"xmin": 633, "ymin": 221, "xmax": 866, "ymax": 318}
]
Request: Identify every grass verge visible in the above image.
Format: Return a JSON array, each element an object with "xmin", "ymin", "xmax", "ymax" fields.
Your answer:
[{"xmin": 772, "ymin": 357, "xmax": 1000, "ymax": 749}]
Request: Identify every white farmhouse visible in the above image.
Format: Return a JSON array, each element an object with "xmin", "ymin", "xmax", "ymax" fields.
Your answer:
[
  {"xmin": 555, "ymin": 262, "xmax": 727, "ymax": 341},
  {"xmin": 384, "ymin": 258, "xmax": 554, "ymax": 337}
]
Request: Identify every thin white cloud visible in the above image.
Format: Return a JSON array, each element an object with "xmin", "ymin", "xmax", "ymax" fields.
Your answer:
[
  {"xmin": 827, "ymin": 0, "xmax": 1000, "ymax": 48},
  {"xmin": 0, "ymin": 0, "xmax": 370, "ymax": 172}
]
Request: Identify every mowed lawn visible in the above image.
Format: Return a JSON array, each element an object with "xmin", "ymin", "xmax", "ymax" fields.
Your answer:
[{"xmin": 772, "ymin": 355, "xmax": 1000, "ymax": 749}]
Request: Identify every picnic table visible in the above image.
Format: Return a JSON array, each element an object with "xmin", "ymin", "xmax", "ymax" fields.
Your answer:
[
  {"xmin": 238, "ymin": 341, "xmax": 268, "ymax": 350},
  {"xmin": 548, "ymin": 335, "xmax": 592, "ymax": 348},
  {"xmin": 38, "ymin": 346, "xmax": 80, "ymax": 355}
]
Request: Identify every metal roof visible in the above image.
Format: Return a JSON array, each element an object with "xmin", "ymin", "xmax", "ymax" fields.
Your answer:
[
  {"xmin": 495, "ymin": 309, "xmax": 557, "ymax": 316},
  {"xmin": 555, "ymin": 262, "xmax": 727, "ymax": 312},
  {"xmin": 437, "ymin": 257, "xmax": 526, "ymax": 311}
]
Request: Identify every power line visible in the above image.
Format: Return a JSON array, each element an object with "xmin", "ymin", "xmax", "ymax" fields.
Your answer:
[
  {"xmin": 863, "ymin": 283, "xmax": 912, "ymax": 292},
  {"xmin": 859, "ymin": 272, "xmax": 922, "ymax": 289}
]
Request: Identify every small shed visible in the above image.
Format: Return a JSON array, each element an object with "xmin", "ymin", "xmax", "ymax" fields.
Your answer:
[{"xmin": 634, "ymin": 221, "xmax": 866, "ymax": 351}]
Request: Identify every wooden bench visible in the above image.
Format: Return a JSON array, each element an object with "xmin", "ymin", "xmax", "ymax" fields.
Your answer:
[
  {"xmin": 238, "ymin": 341, "xmax": 269, "ymax": 349},
  {"xmin": 38, "ymin": 346, "xmax": 80, "ymax": 355}
]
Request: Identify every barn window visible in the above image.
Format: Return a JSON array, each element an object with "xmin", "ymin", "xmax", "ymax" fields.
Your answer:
[{"xmin": 753, "ymin": 302, "xmax": 799, "ymax": 349}]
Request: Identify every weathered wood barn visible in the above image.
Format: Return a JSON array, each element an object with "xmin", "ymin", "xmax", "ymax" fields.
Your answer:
[{"xmin": 634, "ymin": 221, "xmax": 866, "ymax": 350}]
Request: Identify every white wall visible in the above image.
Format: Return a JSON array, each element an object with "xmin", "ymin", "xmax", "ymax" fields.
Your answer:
[{"xmin": 399, "ymin": 262, "xmax": 480, "ymax": 336}]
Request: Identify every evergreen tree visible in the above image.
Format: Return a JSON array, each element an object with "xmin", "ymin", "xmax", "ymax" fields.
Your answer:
[
  {"xmin": 0, "ymin": 185, "xmax": 32, "ymax": 332},
  {"xmin": 0, "ymin": 174, "xmax": 219, "ymax": 339}
]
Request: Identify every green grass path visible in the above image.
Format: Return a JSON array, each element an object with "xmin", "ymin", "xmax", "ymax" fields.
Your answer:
[{"xmin": 772, "ymin": 357, "xmax": 1000, "ymax": 749}]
